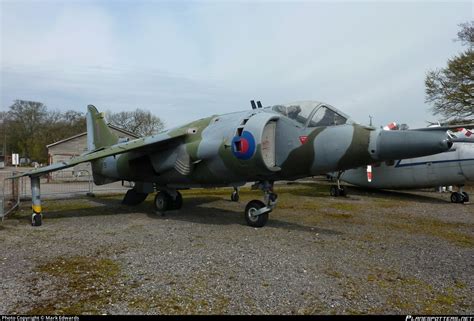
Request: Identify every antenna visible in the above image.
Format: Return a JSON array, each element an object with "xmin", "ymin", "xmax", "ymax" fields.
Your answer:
[
  {"xmin": 369, "ymin": 115, "xmax": 373, "ymax": 126},
  {"xmin": 250, "ymin": 100, "xmax": 257, "ymax": 109},
  {"xmin": 257, "ymin": 101, "xmax": 262, "ymax": 108}
]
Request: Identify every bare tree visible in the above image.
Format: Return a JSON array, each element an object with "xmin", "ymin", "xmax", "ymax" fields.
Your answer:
[
  {"xmin": 425, "ymin": 21, "xmax": 474, "ymax": 121},
  {"xmin": 107, "ymin": 109, "xmax": 165, "ymax": 137}
]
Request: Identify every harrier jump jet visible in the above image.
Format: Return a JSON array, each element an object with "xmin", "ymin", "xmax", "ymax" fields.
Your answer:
[{"xmin": 17, "ymin": 101, "xmax": 463, "ymax": 227}]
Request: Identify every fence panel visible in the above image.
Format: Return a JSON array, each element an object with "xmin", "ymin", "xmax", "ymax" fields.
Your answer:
[
  {"xmin": 0, "ymin": 169, "xmax": 135, "ymax": 221},
  {"xmin": 1, "ymin": 172, "xmax": 20, "ymax": 220}
]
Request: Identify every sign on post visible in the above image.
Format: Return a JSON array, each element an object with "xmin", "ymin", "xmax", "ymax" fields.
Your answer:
[{"xmin": 12, "ymin": 153, "xmax": 19, "ymax": 166}]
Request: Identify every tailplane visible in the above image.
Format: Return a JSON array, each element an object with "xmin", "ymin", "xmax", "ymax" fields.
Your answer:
[{"xmin": 86, "ymin": 105, "xmax": 118, "ymax": 151}]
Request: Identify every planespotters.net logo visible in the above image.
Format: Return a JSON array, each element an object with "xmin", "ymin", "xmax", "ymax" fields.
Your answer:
[{"xmin": 406, "ymin": 316, "xmax": 474, "ymax": 321}]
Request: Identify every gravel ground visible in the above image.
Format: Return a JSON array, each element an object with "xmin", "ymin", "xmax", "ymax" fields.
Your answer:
[{"xmin": 0, "ymin": 181, "xmax": 472, "ymax": 315}]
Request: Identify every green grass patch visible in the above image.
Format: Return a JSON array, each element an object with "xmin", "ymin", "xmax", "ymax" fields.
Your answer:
[
  {"xmin": 366, "ymin": 267, "xmax": 465, "ymax": 314},
  {"xmin": 127, "ymin": 272, "xmax": 231, "ymax": 314},
  {"xmin": 27, "ymin": 256, "xmax": 121, "ymax": 314},
  {"xmin": 385, "ymin": 216, "xmax": 474, "ymax": 247}
]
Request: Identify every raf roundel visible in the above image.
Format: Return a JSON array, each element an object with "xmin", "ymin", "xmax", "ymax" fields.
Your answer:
[{"xmin": 231, "ymin": 131, "xmax": 256, "ymax": 160}]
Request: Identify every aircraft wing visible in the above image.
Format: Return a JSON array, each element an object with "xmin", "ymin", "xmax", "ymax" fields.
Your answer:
[{"xmin": 11, "ymin": 131, "xmax": 186, "ymax": 178}]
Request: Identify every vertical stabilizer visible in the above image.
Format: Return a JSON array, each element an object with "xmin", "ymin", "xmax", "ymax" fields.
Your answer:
[{"xmin": 86, "ymin": 105, "xmax": 118, "ymax": 151}]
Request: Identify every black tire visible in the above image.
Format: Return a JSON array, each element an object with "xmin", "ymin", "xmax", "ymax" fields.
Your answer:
[
  {"xmin": 32, "ymin": 214, "xmax": 42, "ymax": 227},
  {"xmin": 154, "ymin": 192, "xmax": 171, "ymax": 212},
  {"xmin": 122, "ymin": 189, "xmax": 148, "ymax": 206},
  {"xmin": 338, "ymin": 186, "xmax": 347, "ymax": 197},
  {"xmin": 231, "ymin": 191, "xmax": 239, "ymax": 202},
  {"xmin": 450, "ymin": 192, "xmax": 462, "ymax": 203},
  {"xmin": 244, "ymin": 200, "xmax": 269, "ymax": 228},
  {"xmin": 171, "ymin": 191, "xmax": 183, "ymax": 210},
  {"xmin": 330, "ymin": 186, "xmax": 340, "ymax": 197},
  {"xmin": 462, "ymin": 192, "xmax": 469, "ymax": 203}
]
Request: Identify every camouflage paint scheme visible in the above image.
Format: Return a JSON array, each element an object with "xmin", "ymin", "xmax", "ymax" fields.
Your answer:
[
  {"xmin": 23, "ymin": 101, "xmax": 454, "ymax": 189},
  {"xmin": 19, "ymin": 100, "xmax": 461, "ymax": 227}
]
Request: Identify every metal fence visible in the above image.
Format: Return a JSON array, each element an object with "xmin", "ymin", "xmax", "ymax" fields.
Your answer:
[
  {"xmin": 1, "ymin": 169, "xmax": 133, "ymax": 220},
  {"xmin": 0, "ymin": 172, "xmax": 20, "ymax": 221}
]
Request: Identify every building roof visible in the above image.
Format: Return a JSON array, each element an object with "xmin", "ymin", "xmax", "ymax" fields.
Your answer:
[{"xmin": 46, "ymin": 124, "xmax": 140, "ymax": 148}]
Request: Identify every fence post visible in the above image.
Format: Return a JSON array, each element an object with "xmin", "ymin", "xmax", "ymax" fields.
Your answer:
[{"xmin": 11, "ymin": 171, "xmax": 18, "ymax": 203}]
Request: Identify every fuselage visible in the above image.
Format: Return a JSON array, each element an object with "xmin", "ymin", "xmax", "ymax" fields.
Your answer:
[
  {"xmin": 340, "ymin": 143, "xmax": 474, "ymax": 189},
  {"xmin": 90, "ymin": 101, "xmax": 454, "ymax": 189}
]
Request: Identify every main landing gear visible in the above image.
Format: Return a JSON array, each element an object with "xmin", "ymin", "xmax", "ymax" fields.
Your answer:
[
  {"xmin": 154, "ymin": 190, "xmax": 183, "ymax": 214},
  {"xmin": 330, "ymin": 171, "xmax": 347, "ymax": 197},
  {"xmin": 451, "ymin": 186, "xmax": 469, "ymax": 204},
  {"xmin": 152, "ymin": 182, "xmax": 278, "ymax": 227},
  {"xmin": 244, "ymin": 181, "xmax": 277, "ymax": 228}
]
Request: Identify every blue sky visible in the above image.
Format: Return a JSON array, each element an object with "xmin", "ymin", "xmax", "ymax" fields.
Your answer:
[{"xmin": 1, "ymin": 0, "xmax": 472, "ymax": 128}]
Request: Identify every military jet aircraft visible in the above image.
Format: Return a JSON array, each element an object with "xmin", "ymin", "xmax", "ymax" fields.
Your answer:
[{"xmin": 16, "ymin": 101, "xmax": 465, "ymax": 227}]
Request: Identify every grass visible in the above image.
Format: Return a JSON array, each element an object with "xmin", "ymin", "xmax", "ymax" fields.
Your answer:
[
  {"xmin": 27, "ymin": 256, "xmax": 122, "ymax": 314},
  {"xmin": 365, "ymin": 267, "xmax": 464, "ymax": 314},
  {"xmin": 127, "ymin": 272, "xmax": 232, "ymax": 314},
  {"xmin": 384, "ymin": 215, "xmax": 474, "ymax": 247}
]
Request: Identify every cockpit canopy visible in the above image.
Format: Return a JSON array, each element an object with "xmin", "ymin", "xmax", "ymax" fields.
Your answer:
[{"xmin": 270, "ymin": 101, "xmax": 352, "ymax": 127}]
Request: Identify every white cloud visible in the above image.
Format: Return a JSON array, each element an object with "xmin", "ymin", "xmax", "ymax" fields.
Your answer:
[{"xmin": 1, "ymin": 1, "xmax": 472, "ymax": 128}]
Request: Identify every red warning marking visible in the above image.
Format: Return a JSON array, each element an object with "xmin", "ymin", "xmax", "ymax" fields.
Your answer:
[{"xmin": 299, "ymin": 136, "xmax": 308, "ymax": 145}]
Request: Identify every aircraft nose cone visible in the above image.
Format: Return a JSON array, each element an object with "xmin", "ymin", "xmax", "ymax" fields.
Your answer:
[{"xmin": 375, "ymin": 130, "xmax": 453, "ymax": 161}]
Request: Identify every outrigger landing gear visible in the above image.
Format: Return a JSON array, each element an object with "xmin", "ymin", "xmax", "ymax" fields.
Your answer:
[
  {"xmin": 154, "ymin": 190, "xmax": 183, "ymax": 214},
  {"xmin": 244, "ymin": 181, "xmax": 277, "ymax": 228},
  {"xmin": 451, "ymin": 186, "xmax": 469, "ymax": 204},
  {"xmin": 31, "ymin": 176, "xmax": 42, "ymax": 227},
  {"xmin": 330, "ymin": 171, "xmax": 347, "ymax": 197},
  {"xmin": 231, "ymin": 187, "xmax": 240, "ymax": 202}
]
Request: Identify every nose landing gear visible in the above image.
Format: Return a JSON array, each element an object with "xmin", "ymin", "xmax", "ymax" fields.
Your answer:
[{"xmin": 244, "ymin": 181, "xmax": 277, "ymax": 228}]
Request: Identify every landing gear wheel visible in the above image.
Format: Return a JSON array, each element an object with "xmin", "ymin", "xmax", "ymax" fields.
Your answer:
[
  {"xmin": 154, "ymin": 192, "xmax": 171, "ymax": 213},
  {"xmin": 170, "ymin": 191, "xmax": 183, "ymax": 210},
  {"xmin": 245, "ymin": 200, "xmax": 269, "ymax": 228},
  {"xmin": 462, "ymin": 192, "xmax": 469, "ymax": 203},
  {"xmin": 32, "ymin": 213, "xmax": 42, "ymax": 227},
  {"xmin": 231, "ymin": 191, "xmax": 239, "ymax": 202},
  {"xmin": 330, "ymin": 185, "xmax": 340, "ymax": 197},
  {"xmin": 338, "ymin": 186, "xmax": 347, "ymax": 197},
  {"xmin": 122, "ymin": 189, "xmax": 148, "ymax": 205},
  {"xmin": 450, "ymin": 192, "xmax": 463, "ymax": 203}
]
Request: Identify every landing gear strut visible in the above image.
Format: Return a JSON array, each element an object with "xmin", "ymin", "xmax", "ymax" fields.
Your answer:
[
  {"xmin": 154, "ymin": 190, "xmax": 183, "ymax": 214},
  {"xmin": 451, "ymin": 186, "xmax": 469, "ymax": 204},
  {"xmin": 231, "ymin": 187, "xmax": 240, "ymax": 202},
  {"xmin": 244, "ymin": 181, "xmax": 277, "ymax": 228},
  {"xmin": 330, "ymin": 171, "xmax": 347, "ymax": 197},
  {"xmin": 31, "ymin": 176, "xmax": 42, "ymax": 227}
]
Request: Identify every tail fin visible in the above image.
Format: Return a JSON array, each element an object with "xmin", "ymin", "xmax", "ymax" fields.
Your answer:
[{"xmin": 86, "ymin": 105, "xmax": 118, "ymax": 151}]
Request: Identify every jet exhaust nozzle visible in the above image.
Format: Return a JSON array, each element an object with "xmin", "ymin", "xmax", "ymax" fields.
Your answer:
[{"xmin": 375, "ymin": 130, "xmax": 453, "ymax": 161}]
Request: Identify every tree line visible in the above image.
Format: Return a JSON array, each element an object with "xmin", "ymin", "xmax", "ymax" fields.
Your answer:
[
  {"xmin": 425, "ymin": 21, "xmax": 473, "ymax": 123},
  {"xmin": 0, "ymin": 100, "xmax": 164, "ymax": 164}
]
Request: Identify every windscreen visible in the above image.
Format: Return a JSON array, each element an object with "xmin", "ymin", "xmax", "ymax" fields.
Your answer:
[
  {"xmin": 272, "ymin": 104, "xmax": 315, "ymax": 126},
  {"xmin": 308, "ymin": 106, "xmax": 347, "ymax": 127}
]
